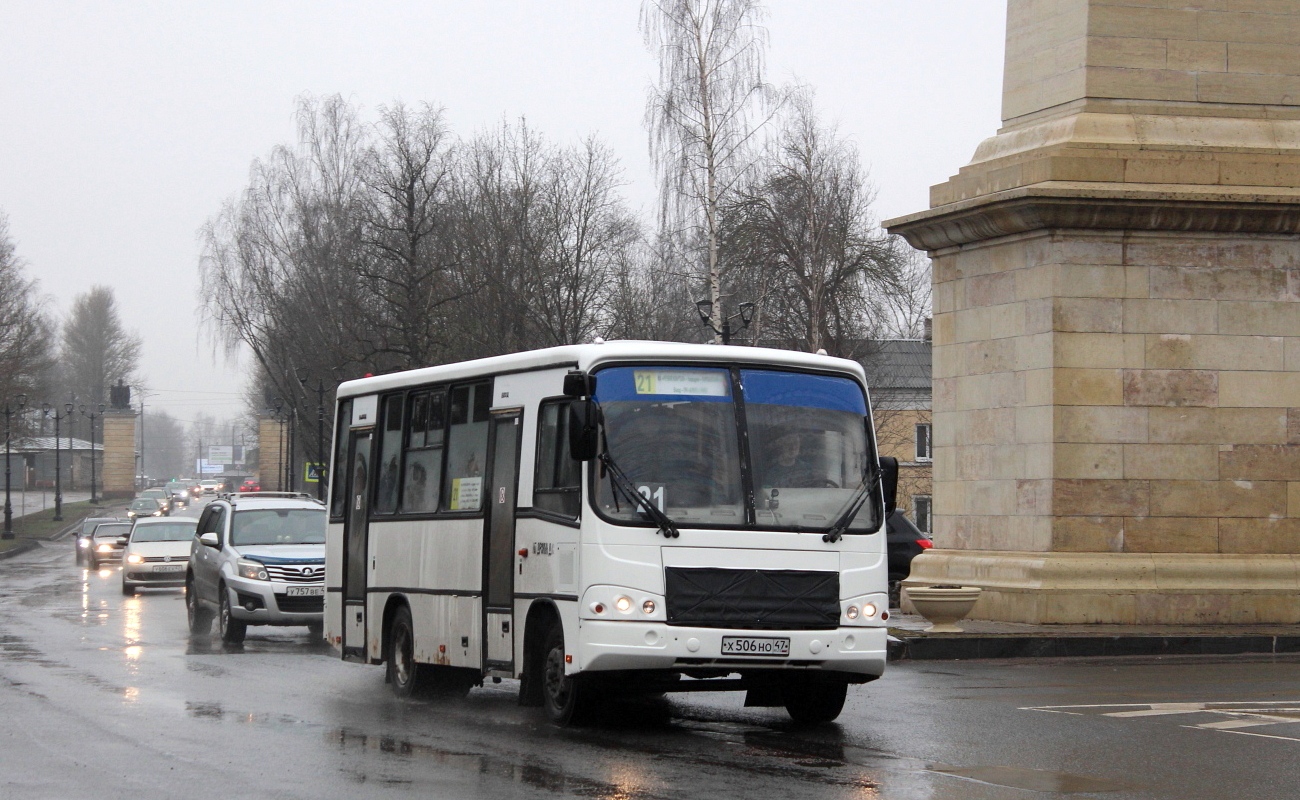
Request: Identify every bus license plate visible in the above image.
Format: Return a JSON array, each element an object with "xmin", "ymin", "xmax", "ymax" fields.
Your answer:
[
  {"xmin": 720, "ymin": 636, "xmax": 790, "ymax": 657},
  {"xmin": 286, "ymin": 586, "xmax": 325, "ymax": 597},
  {"xmin": 153, "ymin": 564, "xmax": 184, "ymax": 573}
]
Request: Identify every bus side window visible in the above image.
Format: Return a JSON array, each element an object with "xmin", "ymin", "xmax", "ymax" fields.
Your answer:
[
  {"xmin": 534, "ymin": 400, "xmax": 580, "ymax": 519},
  {"xmin": 401, "ymin": 390, "xmax": 444, "ymax": 513},
  {"xmin": 329, "ymin": 399, "xmax": 353, "ymax": 519},
  {"xmin": 374, "ymin": 394, "xmax": 404, "ymax": 514},
  {"xmin": 442, "ymin": 383, "xmax": 489, "ymax": 512}
]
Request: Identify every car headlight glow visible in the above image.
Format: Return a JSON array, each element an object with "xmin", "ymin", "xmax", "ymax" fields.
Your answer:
[
  {"xmin": 237, "ymin": 558, "xmax": 269, "ymax": 581},
  {"xmin": 78, "ymin": 539, "xmax": 90, "ymax": 549},
  {"xmin": 126, "ymin": 554, "xmax": 143, "ymax": 564},
  {"xmin": 97, "ymin": 544, "xmax": 113, "ymax": 553}
]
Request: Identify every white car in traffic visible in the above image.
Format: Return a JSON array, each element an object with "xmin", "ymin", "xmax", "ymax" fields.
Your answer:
[{"xmin": 122, "ymin": 517, "xmax": 197, "ymax": 595}]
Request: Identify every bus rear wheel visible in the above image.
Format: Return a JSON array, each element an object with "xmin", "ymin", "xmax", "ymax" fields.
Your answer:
[
  {"xmin": 387, "ymin": 605, "xmax": 429, "ymax": 698},
  {"xmin": 783, "ymin": 676, "xmax": 848, "ymax": 724},
  {"xmin": 541, "ymin": 623, "xmax": 596, "ymax": 725}
]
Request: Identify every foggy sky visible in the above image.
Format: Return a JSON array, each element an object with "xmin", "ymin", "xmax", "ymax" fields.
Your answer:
[{"xmin": 0, "ymin": 1, "xmax": 1006, "ymax": 425}]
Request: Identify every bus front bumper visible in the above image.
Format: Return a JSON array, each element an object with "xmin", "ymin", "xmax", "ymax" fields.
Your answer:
[{"xmin": 575, "ymin": 621, "xmax": 887, "ymax": 677}]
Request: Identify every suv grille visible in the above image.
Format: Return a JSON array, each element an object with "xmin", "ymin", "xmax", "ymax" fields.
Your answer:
[
  {"xmin": 275, "ymin": 594, "xmax": 324, "ymax": 613},
  {"xmin": 263, "ymin": 563, "xmax": 325, "ymax": 583},
  {"xmin": 664, "ymin": 567, "xmax": 840, "ymax": 630}
]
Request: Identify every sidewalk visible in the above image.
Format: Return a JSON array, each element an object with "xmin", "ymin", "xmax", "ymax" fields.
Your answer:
[
  {"xmin": 10, "ymin": 491, "xmax": 92, "ymax": 518},
  {"xmin": 887, "ymin": 612, "xmax": 1300, "ymax": 661}
]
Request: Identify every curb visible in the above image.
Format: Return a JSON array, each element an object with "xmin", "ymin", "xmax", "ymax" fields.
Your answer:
[
  {"xmin": 887, "ymin": 633, "xmax": 1300, "ymax": 661},
  {"xmin": 0, "ymin": 540, "xmax": 41, "ymax": 561}
]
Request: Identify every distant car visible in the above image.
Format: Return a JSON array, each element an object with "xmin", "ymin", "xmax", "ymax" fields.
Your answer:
[
  {"xmin": 121, "ymin": 517, "xmax": 198, "ymax": 595},
  {"xmin": 87, "ymin": 522, "xmax": 133, "ymax": 568},
  {"xmin": 186, "ymin": 493, "xmax": 327, "ymax": 644},
  {"xmin": 127, "ymin": 497, "xmax": 167, "ymax": 521},
  {"xmin": 240, "ymin": 479, "xmax": 260, "ymax": 492},
  {"xmin": 76, "ymin": 516, "xmax": 123, "ymax": 563},
  {"xmin": 139, "ymin": 487, "xmax": 174, "ymax": 514},
  {"xmin": 167, "ymin": 485, "xmax": 190, "ymax": 509},
  {"xmin": 887, "ymin": 509, "xmax": 932, "ymax": 607},
  {"xmin": 199, "ymin": 479, "xmax": 221, "ymax": 494},
  {"xmin": 188, "ymin": 483, "xmax": 203, "ymax": 500}
]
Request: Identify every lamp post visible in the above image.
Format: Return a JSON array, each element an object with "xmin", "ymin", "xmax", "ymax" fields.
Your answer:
[
  {"xmin": 298, "ymin": 373, "xmax": 328, "ymax": 500},
  {"xmin": 695, "ymin": 299, "xmax": 756, "ymax": 345},
  {"xmin": 81, "ymin": 403, "xmax": 105, "ymax": 504},
  {"xmin": 43, "ymin": 403, "xmax": 72, "ymax": 521},
  {"xmin": 3, "ymin": 394, "xmax": 28, "ymax": 540}
]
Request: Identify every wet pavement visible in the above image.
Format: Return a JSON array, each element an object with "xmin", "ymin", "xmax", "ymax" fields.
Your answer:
[{"xmin": 2, "ymin": 510, "xmax": 1299, "ymax": 798}]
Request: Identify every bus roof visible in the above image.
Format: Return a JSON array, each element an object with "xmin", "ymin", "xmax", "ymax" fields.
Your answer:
[{"xmin": 335, "ymin": 341, "xmax": 868, "ymax": 400}]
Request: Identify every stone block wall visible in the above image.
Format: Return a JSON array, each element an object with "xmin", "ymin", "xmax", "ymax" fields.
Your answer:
[{"xmin": 933, "ymin": 229, "xmax": 1300, "ymax": 561}]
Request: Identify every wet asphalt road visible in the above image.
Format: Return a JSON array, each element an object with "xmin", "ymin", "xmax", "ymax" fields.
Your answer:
[{"xmin": 3, "ymin": 509, "xmax": 1300, "ymax": 798}]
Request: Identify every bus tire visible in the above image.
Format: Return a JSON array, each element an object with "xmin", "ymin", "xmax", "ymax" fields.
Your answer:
[
  {"xmin": 386, "ymin": 605, "xmax": 429, "ymax": 698},
  {"xmin": 541, "ymin": 622, "xmax": 595, "ymax": 726},
  {"xmin": 783, "ymin": 676, "xmax": 848, "ymax": 724}
]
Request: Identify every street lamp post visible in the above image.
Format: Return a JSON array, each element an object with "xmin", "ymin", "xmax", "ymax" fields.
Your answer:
[
  {"xmin": 3, "ymin": 394, "xmax": 28, "ymax": 540},
  {"xmin": 81, "ymin": 403, "xmax": 106, "ymax": 504},
  {"xmin": 43, "ymin": 403, "xmax": 72, "ymax": 522},
  {"xmin": 695, "ymin": 299, "xmax": 757, "ymax": 345},
  {"xmin": 298, "ymin": 374, "xmax": 328, "ymax": 501}
]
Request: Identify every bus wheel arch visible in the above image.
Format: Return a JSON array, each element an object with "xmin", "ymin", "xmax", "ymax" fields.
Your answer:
[{"xmin": 518, "ymin": 600, "xmax": 560, "ymax": 707}]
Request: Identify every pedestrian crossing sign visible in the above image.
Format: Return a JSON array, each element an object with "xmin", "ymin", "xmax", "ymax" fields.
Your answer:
[{"xmin": 304, "ymin": 462, "xmax": 326, "ymax": 483}]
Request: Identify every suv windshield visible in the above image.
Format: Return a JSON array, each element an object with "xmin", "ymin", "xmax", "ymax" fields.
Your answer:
[
  {"xmin": 131, "ymin": 521, "xmax": 195, "ymax": 542},
  {"xmin": 229, "ymin": 509, "xmax": 326, "ymax": 546},
  {"xmin": 131, "ymin": 499, "xmax": 159, "ymax": 511},
  {"xmin": 592, "ymin": 365, "xmax": 878, "ymax": 533}
]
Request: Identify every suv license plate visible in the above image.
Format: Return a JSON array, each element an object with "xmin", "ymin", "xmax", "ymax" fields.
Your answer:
[
  {"xmin": 720, "ymin": 636, "xmax": 790, "ymax": 657},
  {"xmin": 286, "ymin": 586, "xmax": 325, "ymax": 597}
]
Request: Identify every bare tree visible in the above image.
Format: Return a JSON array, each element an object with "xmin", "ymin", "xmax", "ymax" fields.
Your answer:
[
  {"xmin": 642, "ymin": 0, "xmax": 776, "ymax": 342},
  {"xmin": 0, "ymin": 213, "xmax": 55, "ymax": 407},
  {"xmin": 880, "ymin": 246, "xmax": 932, "ymax": 339},
  {"xmin": 723, "ymin": 93, "xmax": 899, "ymax": 358},
  {"xmin": 59, "ymin": 286, "xmax": 142, "ymax": 407}
]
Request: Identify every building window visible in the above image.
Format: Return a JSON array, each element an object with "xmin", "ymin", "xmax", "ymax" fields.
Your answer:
[
  {"xmin": 915, "ymin": 423, "xmax": 932, "ymax": 462},
  {"xmin": 914, "ymin": 495, "xmax": 932, "ymax": 534}
]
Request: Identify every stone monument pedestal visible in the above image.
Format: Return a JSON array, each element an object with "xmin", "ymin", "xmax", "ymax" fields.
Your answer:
[
  {"xmin": 100, "ymin": 410, "xmax": 137, "ymax": 500},
  {"xmin": 886, "ymin": 0, "xmax": 1300, "ymax": 624}
]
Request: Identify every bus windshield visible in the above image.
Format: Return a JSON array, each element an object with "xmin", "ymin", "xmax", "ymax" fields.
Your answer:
[{"xmin": 593, "ymin": 365, "xmax": 878, "ymax": 533}]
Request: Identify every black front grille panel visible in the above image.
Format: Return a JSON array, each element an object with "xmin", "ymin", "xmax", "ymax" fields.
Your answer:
[
  {"xmin": 275, "ymin": 594, "xmax": 324, "ymax": 613},
  {"xmin": 664, "ymin": 567, "xmax": 840, "ymax": 630}
]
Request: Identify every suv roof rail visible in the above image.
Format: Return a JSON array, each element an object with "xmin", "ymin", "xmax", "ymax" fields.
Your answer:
[{"xmin": 218, "ymin": 491, "xmax": 322, "ymax": 504}]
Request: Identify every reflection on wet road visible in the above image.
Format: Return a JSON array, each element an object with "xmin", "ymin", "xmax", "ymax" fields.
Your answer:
[{"xmin": 2, "ymin": 526, "xmax": 1299, "ymax": 799}]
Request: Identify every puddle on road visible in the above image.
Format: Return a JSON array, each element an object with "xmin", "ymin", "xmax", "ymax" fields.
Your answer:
[
  {"xmin": 330, "ymin": 728, "xmax": 675, "ymax": 800},
  {"xmin": 929, "ymin": 764, "xmax": 1128, "ymax": 794}
]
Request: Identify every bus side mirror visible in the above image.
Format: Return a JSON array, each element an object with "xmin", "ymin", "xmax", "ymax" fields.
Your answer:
[
  {"xmin": 563, "ymin": 370, "xmax": 596, "ymax": 398},
  {"xmin": 568, "ymin": 400, "xmax": 599, "ymax": 461},
  {"xmin": 879, "ymin": 457, "xmax": 899, "ymax": 515}
]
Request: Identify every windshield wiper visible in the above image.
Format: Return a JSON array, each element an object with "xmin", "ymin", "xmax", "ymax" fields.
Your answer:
[
  {"xmin": 823, "ymin": 465, "xmax": 882, "ymax": 544},
  {"xmin": 598, "ymin": 451, "xmax": 680, "ymax": 539}
]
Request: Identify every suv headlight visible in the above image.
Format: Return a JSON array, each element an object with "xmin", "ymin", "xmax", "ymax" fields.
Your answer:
[{"xmin": 237, "ymin": 558, "xmax": 269, "ymax": 581}]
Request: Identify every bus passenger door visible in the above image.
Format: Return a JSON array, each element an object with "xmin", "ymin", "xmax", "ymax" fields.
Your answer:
[
  {"xmin": 342, "ymin": 430, "xmax": 373, "ymax": 660},
  {"xmin": 484, "ymin": 410, "xmax": 522, "ymax": 671}
]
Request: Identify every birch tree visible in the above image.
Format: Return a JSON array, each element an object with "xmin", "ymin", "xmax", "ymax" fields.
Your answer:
[
  {"xmin": 642, "ymin": 0, "xmax": 775, "ymax": 342},
  {"xmin": 0, "ymin": 213, "xmax": 55, "ymax": 406}
]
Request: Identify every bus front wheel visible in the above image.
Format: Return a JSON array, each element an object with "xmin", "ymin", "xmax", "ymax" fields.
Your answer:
[
  {"xmin": 541, "ymin": 623, "xmax": 595, "ymax": 725},
  {"xmin": 783, "ymin": 677, "xmax": 848, "ymax": 724}
]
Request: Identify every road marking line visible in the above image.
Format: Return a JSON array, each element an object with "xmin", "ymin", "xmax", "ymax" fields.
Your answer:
[
  {"xmin": 1184, "ymin": 726, "xmax": 1300, "ymax": 743},
  {"xmin": 1106, "ymin": 703, "xmax": 1206, "ymax": 717}
]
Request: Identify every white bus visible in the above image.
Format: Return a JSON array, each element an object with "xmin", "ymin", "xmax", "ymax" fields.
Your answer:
[{"xmin": 324, "ymin": 341, "xmax": 898, "ymax": 724}]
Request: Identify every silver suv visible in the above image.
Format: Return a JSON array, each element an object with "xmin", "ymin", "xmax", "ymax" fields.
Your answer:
[{"xmin": 185, "ymin": 492, "xmax": 327, "ymax": 644}]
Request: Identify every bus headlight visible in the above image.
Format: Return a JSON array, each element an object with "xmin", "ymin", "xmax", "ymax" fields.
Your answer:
[
  {"xmin": 642, "ymin": 599, "xmax": 656, "ymax": 615},
  {"xmin": 581, "ymin": 586, "xmax": 666, "ymax": 621},
  {"xmin": 614, "ymin": 596, "xmax": 633, "ymax": 613},
  {"xmin": 843, "ymin": 595, "xmax": 887, "ymax": 625}
]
